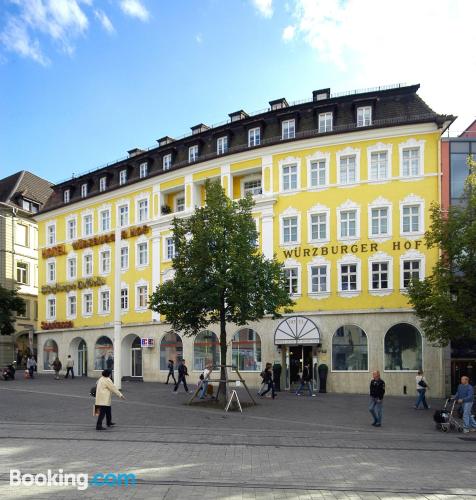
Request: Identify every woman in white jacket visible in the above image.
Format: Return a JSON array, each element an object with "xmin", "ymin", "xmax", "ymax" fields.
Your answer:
[{"xmin": 95, "ymin": 369, "xmax": 125, "ymax": 430}]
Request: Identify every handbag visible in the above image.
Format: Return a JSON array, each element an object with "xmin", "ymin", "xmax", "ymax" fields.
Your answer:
[
  {"xmin": 90, "ymin": 386, "xmax": 97, "ymax": 397},
  {"xmin": 418, "ymin": 378, "xmax": 427, "ymax": 388}
]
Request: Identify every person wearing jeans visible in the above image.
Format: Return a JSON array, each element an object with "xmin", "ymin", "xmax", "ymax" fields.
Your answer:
[
  {"xmin": 260, "ymin": 363, "xmax": 276, "ymax": 399},
  {"xmin": 415, "ymin": 370, "xmax": 429, "ymax": 409},
  {"xmin": 295, "ymin": 363, "xmax": 315, "ymax": 397},
  {"xmin": 454, "ymin": 376, "xmax": 476, "ymax": 433},
  {"xmin": 199, "ymin": 363, "xmax": 212, "ymax": 399},
  {"xmin": 369, "ymin": 370, "xmax": 385, "ymax": 427}
]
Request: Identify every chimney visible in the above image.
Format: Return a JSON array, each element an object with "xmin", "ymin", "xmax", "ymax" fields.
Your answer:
[
  {"xmin": 313, "ymin": 88, "xmax": 331, "ymax": 101},
  {"xmin": 228, "ymin": 110, "xmax": 249, "ymax": 122}
]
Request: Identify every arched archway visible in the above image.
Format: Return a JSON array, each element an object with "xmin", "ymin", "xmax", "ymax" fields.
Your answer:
[
  {"xmin": 43, "ymin": 339, "xmax": 58, "ymax": 370},
  {"xmin": 160, "ymin": 333, "xmax": 183, "ymax": 370},
  {"xmin": 122, "ymin": 334, "xmax": 142, "ymax": 378},
  {"xmin": 94, "ymin": 336, "xmax": 113, "ymax": 371},
  {"xmin": 384, "ymin": 323, "xmax": 422, "ymax": 371},
  {"xmin": 69, "ymin": 337, "xmax": 87, "ymax": 376},
  {"xmin": 193, "ymin": 331, "xmax": 220, "ymax": 371},
  {"xmin": 332, "ymin": 325, "xmax": 368, "ymax": 371},
  {"xmin": 232, "ymin": 329, "xmax": 261, "ymax": 371}
]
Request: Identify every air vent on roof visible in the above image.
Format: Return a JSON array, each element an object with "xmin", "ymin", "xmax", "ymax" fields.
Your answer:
[
  {"xmin": 128, "ymin": 148, "xmax": 145, "ymax": 158},
  {"xmin": 269, "ymin": 98, "xmax": 288, "ymax": 110},
  {"xmin": 228, "ymin": 110, "xmax": 249, "ymax": 122},
  {"xmin": 157, "ymin": 136, "xmax": 175, "ymax": 147},
  {"xmin": 313, "ymin": 88, "xmax": 331, "ymax": 101},
  {"xmin": 191, "ymin": 123, "xmax": 210, "ymax": 135}
]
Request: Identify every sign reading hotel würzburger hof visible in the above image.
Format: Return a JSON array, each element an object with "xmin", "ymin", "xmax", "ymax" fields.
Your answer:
[
  {"xmin": 40, "ymin": 320, "xmax": 74, "ymax": 330},
  {"xmin": 40, "ymin": 225, "xmax": 150, "ymax": 258},
  {"xmin": 41, "ymin": 277, "xmax": 106, "ymax": 295},
  {"xmin": 281, "ymin": 239, "xmax": 424, "ymax": 259}
]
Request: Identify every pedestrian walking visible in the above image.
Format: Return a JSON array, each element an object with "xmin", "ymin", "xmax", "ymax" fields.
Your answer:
[
  {"xmin": 369, "ymin": 370, "xmax": 385, "ymax": 427},
  {"xmin": 295, "ymin": 363, "xmax": 315, "ymax": 397},
  {"xmin": 51, "ymin": 357, "xmax": 62, "ymax": 380},
  {"xmin": 26, "ymin": 355, "xmax": 36, "ymax": 379},
  {"xmin": 65, "ymin": 355, "xmax": 75, "ymax": 379},
  {"xmin": 454, "ymin": 375, "xmax": 476, "ymax": 433},
  {"xmin": 95, "ymin": 369, "xmax": 125, "ymax": 430},
  {"xmin": 165, "ymin": 359, "xmax": 176, "ymax": 385},
  {"xmin": 173, "ymin": 359, "xmax": 190, "ymax": 393},
  {"xmin": 199, "ymin": 362, "xmax": 213, "ymax": 399},
  {"xmin": 260, "ymin": 363, "xmax": 276, "ymax": 399},
  {"xmin": 414, "ymin": 369, "xmax": 429, "ymax": 409}
]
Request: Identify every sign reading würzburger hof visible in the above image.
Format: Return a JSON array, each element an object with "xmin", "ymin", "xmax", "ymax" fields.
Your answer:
[{"xmin": 281, "ymin": 239, "xmax": 424, "ymax": 259}]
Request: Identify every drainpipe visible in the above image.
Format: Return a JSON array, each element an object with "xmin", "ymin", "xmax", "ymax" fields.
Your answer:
[{"xmin": 113, "ymin": 227, "xmax": 122, "ymax": 389}]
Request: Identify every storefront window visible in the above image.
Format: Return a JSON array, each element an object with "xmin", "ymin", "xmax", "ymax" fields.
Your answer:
[
  {"xmin": 94, "ymin": 336, "xmax": 114, "ymax": 370},
  {"xmin": 160, "ymin": 332, "xmax": 183, "ymax": 370},
  {"xmin": 384, "ymin": 323, "xmax": 422, "ymax": 371},
  {"xmin": 193, "ymin": 330, "xmax": 220, "ymax": 371},
  {"xmin": 43, "ymin": 339, "xmax": 58, "ymax": 370},
  {"xmin": 232, "ymin": 329, "xmax": 262, "ymax": 371},
  {"xmin": 332, "ymin": 325, "xmax": 368, "ymax": 371}
]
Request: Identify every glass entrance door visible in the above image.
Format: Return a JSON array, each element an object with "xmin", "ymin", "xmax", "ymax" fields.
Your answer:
[
  {"xmin": 131, "ymin": 337, "xmax": 142, "ymax": 377},
  {"xmin": 288, "ymin": 346, "xmax": 313, "ymax": 390},
  {"xmin": 77, "ymin": 340, "xmax": 87, "ymax": 376}
]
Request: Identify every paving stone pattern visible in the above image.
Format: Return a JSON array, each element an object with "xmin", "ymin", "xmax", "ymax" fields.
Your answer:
[{"xmin": 0, "ymin": 375, "xmax": 474, "ymax": 499}]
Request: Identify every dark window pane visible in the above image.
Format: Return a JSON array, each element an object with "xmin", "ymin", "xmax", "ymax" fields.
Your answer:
[{"xmin": 450, "ymin": 142, "xmax": 470, "ymax": 153}]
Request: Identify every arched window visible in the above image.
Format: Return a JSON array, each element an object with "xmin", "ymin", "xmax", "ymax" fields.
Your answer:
[
  {"xmin": 332, "ymin": 325, "xmax": 368, "ymax": 371},
  {"xmin": 232, "ymin": 329, "xmax": 262, "ymax": 371},
  {"xmin": 94, "ymin": 336, "xmax": 113, "ymax": 370},
  {"xmin": 43, "ymin": 339, "xmax": 58, "ymax": 370},
  {"xmin": 384, "ymin": 323, "xmax": 422, "ymax": 371},
  {"xmin": 193, "ymin": 330, "xmax": 220, "ymax": 371},
  {"xmin": 160, "ymin": 333, "xmax": 183, "ymax": 370}
]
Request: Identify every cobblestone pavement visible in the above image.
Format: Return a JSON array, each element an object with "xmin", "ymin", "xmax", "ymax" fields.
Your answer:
[{"xmin": 0, "ymin": 375, "xmax": 475, "ymax": 500}]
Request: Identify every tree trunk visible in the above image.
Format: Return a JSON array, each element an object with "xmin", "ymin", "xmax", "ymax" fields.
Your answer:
[{"xmin": 218, "ymin": 300, "xmax": 228, "ymax": 402}]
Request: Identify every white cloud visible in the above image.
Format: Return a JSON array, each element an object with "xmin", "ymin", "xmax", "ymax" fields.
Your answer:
[
  {"xmin": 251, "ymin": 0, "xmax": 273, "ymax": 18},
  {"xmin": 282, "ymin": 25, "xmax": 295, "ymax": 42},
  {"xmin": 285, "ymin": 0, "xmax": 476, "ymax": 131},
  {"xmin": 95, "ymin": 9, "xmax": 114, "ymax": 34},
  {"xmin": 120, "ymin": 0, "xmax": 149, "ymax": 22},
  {"xmin": 195, "ymin": 33, "xmax": 203, "ymax": 44}
]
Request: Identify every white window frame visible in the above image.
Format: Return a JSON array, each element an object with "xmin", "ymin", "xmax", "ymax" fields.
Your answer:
[
  {"xmin": 163, "ymin": 154, "xmax": 172, "ymax": 170},
  {"xmin": 67, "ymin": 255, "xmax": 77, "ymax": 281},
  {"xmin": 82, "ymin": 290, "xmax": 93, "ymax": 316},
  {"xmin": 279, "ymin": 157, "xmax": 300, "ymax": 193},
  {"xmin": 217, "ymin": 136, "xmax": 228, "ymax": 155},
  {"xmin": 82, "ymin": 212, "xmax": 93, "ymax": 237},
  {"xmin": 99, "ymin": 208, "xmax": 111, "ymax": 233},
  {"xmin": 136, "ymin": 239, "xmax": 149, "ymax": 268},
  {"xmin": 83, "ymin": 251, "xmax": 93, "ymax": 277},
  {"xmin": 367, "ymin": 142, "xmax": 392, "ymax": 181},
  {"xmin": 164, "ymin": 236, "xmax": 175, "ymax": 261},
  {"xmin": 120, "ymin": 244, "xmax": 129, "ymax": 271},
  {"xmin": 241, "ymin": 174, "xmax": 263, "ymax": 197},
  {"xmin": 336, "ymin": 147, "xmax": 360, "ymax": 186},
  {"xmin": 368, "ymin": 252, "xmax": 393, "ymax": 296},
  {"xmin": 283, "ymin": 259, "xmax": 301, "ymax": 297},
  {"xmin": 248, "ymin": 127, "xmax": 260, "ymax": 147},
  {"xmin": 119, "ymin": 169, "xmax": 127, "ymax": 186},
  {"xmin": 400, "ymin": 250, "xmax": 426, "ymax": 291},
  {"xmin": 46, "ymin": 295, "xmax": 56, "ymax": 320},
  {"xmin": 280, "ymin": 208, "xmax": 300, "ymax": 246},
  {"xmin": 98, "ymin": 286, "xmax": 111, "ymax": 315},
  {"xmin": 67, "ymin": 292, "xmax": 77, "ymax": 319},
  {"xmin": 99, "ymin": 247, "xmax": 111, "ymax": 275},
  {"xmin": 46, "ymin": 222, "xmax": 56, "ymax": 246},
  {"xmin": 120, "ymin": 285, "xmax": 129, "ymax": 312},
  {"xmin": 399, "ymin": 139, "xmax": 425, "ymax": 178},
  {"xmin": 99, "ymin": 176, "xmax": 107, "ymax": 192},
  {"xmin": 307, "ymin": 257, "xmax": 330, "ymax": 298},
  {"xmin": 81, "ymin": 183, "xmax": 88, "ymax": 198},
  {"xmin": 368, "ymin": 197, "xmax": 392, "ymax": 241},
  {"xmin": 307, "ymin": 204, "xmax": 330, "ymax": 244},
  {"xmin": 337, "ymin": 255, "xmax": 361, "ymax": 297},
  {"xmin": 46, "ymin": 258, "xmax": 56, "ymax": 284},
  {"xmin": 16, "ymin": 262, "xmax": 28, "ymax": 285},
  {"xmin": 307, "ymin": 151, "xmax": 329, "ymax": 189},
  {"xmin": 282, "ymin": 119, "xmax": 295, "ymax": 140},
  {"xmin": 400, "ymin": 195, "xmax": 424, "ymax": 237},
  {"xmin": 64, "ymin": 189, "xmax": 70, "ymax": 203},
  {"xmin": 139, "ymin": 162, "xmax": 148, "ymax": 178},
  {"xmin": 66, "ymin": 216, "xmax": 77, "ymax": 241},
  {"xmin": 357, "ymin": 106, "xmax": 372, "ymax": 127},
  {"xmin": 136, "ymin": 197, "xmax": 149, "ymax": 223},
  {"xmin": 135, "ymin": 280, "xmax": 149, "ymax": 311},
  {"xmin": 175, "ymin": 194, "xmax": 185, "ymax": 213},
  {"xmin": 318, "ymin": 112, "xmax": 333, "ymax": 133},
  {"xmin": 188, "ymin": 145, "xmax": 199, "ymax": 163},
  {"xmin": 337, "ymin": 200, "xmax": 360, "ymax": 242},
  {"xmin": 117, "ymin": 203, "xmax": 129, "ymax": 228}
]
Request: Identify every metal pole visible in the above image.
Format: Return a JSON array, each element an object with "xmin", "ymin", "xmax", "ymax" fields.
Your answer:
[{"xmin": 113, "ymin": 227, "xmax": 122, "ymax": 389}]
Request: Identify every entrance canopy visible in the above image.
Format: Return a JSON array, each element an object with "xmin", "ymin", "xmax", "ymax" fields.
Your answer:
[{"xmin": 274, "ymin": 316, "xmax": 320, "ymax": 345}]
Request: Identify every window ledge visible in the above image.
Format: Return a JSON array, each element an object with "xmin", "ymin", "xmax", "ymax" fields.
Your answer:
[
  {"xmin": 338, "ymin": 290, "xmax": 360, "ymax": 298},
  {"xmin": 369, "ymin": 289, "xmax": 393, "ymax": 297},
  {"xmin": 308, "ymin": 292, "xmax": 330, "ymax": 300}
]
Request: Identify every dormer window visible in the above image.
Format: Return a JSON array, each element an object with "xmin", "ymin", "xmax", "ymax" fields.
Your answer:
[
  {"xmin": 64, "ymin": 189, "xmax": 70, "ymax": 203},
  {"xmin": 357, "ymin": 106, "xmax": 372, "ymax": 127},
  {"xmin": 163, "ymin": 154, "xmax": 172, "ymax": 171},
  {"xmin": 81, "ymin": 183, "xmax": 88, "ymax": 198},
  {"xmin": 119, "ymin": 169, "xmax": 128, "ymax": 186},
  {"xmin": 282, "ymin": 119, "xmax": 295, "ymax": 140},
  {"xmin": 318, "ymin": 112, "xmax": 333, "ymax": 133},
  {"xmin": 139, "ymin": 162, "xmax": 148, "ymax": 178},
  {"xmin": 21, "ymin": 198, "xmax": 39, "ymax": 213},
  {"xmin": 248, "ymin": 127, "xmax": 260, "ymax": 147},
  {"xmin": 189, "ymin": 145, "xmax": 199, "ymax": 163},
  {"xmin": 217, "ymin": 136, "xmax": 228, "ymax": 155},
  {"xmin": 99, "ymin": 176, "xmax": 107, "ymax": 192}
]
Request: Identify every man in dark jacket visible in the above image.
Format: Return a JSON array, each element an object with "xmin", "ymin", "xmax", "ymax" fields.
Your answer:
[
  {"xmin": 295, "ymin": 363, "xmax": 315, "ymax": 397},
  {"xmin": 173, "ymin": 359, "xmax": 190, "ymax": 393},
  {"xmin": 369, "ymin": 370, "xmax": 385, "ymax": 427}
]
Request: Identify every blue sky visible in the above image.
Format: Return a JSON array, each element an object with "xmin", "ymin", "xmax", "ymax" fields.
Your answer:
[{"xmin": 1, "ymin": 0, "xmax": 475, "ymax": 184}]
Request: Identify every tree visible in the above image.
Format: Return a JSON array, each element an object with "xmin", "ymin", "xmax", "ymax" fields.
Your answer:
[
  {"xmin": 407, "ymin": 156, "xmax": 476, "ymax": 345},
  {"xmin": 149, "ymin": 180, "xmax": 294, "ymax": 398},
  {"xmin": 0, "ymin": 286, "xmax": 26, "ymax": 336}
]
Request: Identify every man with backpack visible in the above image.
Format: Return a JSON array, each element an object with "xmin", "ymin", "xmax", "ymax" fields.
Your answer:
[{"xmin": 173, "ymin": 359, "xmax": 190, "ymax": 393}]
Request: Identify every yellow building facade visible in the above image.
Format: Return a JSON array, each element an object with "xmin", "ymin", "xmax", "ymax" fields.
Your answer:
[{"xmin": 35, "ymin": 85, "xmax": 454, "ymax": 395}]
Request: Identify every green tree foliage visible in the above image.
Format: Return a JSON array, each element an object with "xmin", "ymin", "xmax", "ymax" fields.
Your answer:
[
  {"xmin": 407, "ymin": 156, "xmax": 476, "ymax": 345},
  {"xmin": 149, "ymin": 180, "xmax": 294, "ymax": 391},
  {"xmin": 0, "ymin": 286, "xmax": 26, "ymax": 336}
]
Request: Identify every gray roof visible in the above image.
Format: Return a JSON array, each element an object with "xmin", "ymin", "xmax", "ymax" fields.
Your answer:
[{"xmin": 0, "ymin": 171, "xmax": 53, "ymax": 212}]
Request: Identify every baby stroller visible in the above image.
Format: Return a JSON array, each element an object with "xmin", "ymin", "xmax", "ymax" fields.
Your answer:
[{"xmin": 433, "ymin": 398, "xmax": 464, "ymax": 433}]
